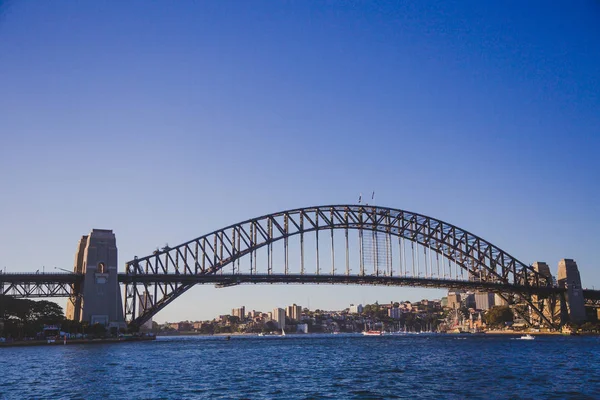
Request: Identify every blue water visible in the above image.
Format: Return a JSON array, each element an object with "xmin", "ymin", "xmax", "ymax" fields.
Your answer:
[{"xmin": 1, "ymin": 334, "xmax": 599, "ymax": 399}]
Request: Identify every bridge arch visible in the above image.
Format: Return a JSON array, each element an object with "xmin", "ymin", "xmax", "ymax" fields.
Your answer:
[{"xmin": 124, "ymin": 205, "xmax": 552, "ymax": 327}]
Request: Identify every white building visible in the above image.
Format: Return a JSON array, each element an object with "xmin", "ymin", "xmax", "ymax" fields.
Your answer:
[
  {"xmin": 286, "ymin": 304, "xmax": 302, "ymax": 321},
  {"xmin": 273, "ymin": 308, "xmax": 286, "ymax": 329},
  {"xmin": 349, "ymin": 304, "xmax": 363, "ymax": 314}
]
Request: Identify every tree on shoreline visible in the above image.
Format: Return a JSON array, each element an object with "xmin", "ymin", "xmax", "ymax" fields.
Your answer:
[
  {"xmin": 1, "ymin": 296, "xmax": 65, "ymax": 339},
  {"xmin": 485, "ymin": 306, "xmax": 513, "ymax": 328}
]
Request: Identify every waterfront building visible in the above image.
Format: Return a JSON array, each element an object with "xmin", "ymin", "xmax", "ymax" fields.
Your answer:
[
  {"xmin": 169, "ymin": 322, "xmax": 192, "ymax": 331},
  {"xmin": 349, "ymin": 304, "xmax": 363, "ymax": 314},
  {"xmin": 273, "ymin": 308, "xmax": 286, "ymax": 329},
  {"xmin": 296, "ymin": 323, "xmax": 309, "ymax": 333}
]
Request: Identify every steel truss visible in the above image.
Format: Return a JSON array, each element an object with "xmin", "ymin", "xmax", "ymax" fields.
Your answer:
[
  {"xmin": 583, "ymin": 289, "xmax": 600, "ymax": 308},
  {"xmin": 0, "ymin": 273, "xmax": 79, "ymax": 298},
  {"xmin": 124, "ymin": 204, "xmax": 557, "ymax": 328}
]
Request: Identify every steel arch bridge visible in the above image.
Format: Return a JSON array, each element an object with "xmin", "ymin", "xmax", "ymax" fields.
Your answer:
[{"xmin": 123, "ymin": 204, "xmax": 559, "ymax": 328}]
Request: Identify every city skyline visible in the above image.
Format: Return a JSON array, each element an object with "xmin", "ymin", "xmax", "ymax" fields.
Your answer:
[{"xmin": 1, "ymin": 2, "xmax": 599, "ymax": 323}]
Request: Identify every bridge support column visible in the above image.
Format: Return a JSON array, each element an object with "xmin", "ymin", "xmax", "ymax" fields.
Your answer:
[
  {"xmin": 557, "ymin": 259, "xmax": 586, "ymax": 325},
  {"xmin": 66, "ymin": 229, "xmax": 125, "ymax": 329},
  {"xmin": 530, "ymin": 262, "xmax": 561, "ymax": 327}
]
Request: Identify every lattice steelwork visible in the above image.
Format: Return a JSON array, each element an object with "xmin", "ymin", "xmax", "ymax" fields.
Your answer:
[
  {"xmin": 0, "ymin": 273, "xmax": 79, "ymax": 298},
  {"xmin": 124, "ymin": 205, "xmax": 557, "ymax": 328},
  {"xmin": 583, "ymin": 289, "xmax": 600, "ymax": 308}
]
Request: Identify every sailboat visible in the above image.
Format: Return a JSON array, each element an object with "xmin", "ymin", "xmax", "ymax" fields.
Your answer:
[{"xmin": 281, "ymin": 327, "xmax": 286, "ymax": 336}]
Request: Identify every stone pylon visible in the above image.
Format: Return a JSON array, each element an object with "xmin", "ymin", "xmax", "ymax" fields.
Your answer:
[
  {"xmin": 529, "ymin": 262, "xmax": 561, "ymax": 327},
  {"xmin": 66, "ymin": 229, "xmax": 125, "ymax": 329},
  {"xmin": 557, "ymin": 259, "xmax": 586, "ymax": 325}
]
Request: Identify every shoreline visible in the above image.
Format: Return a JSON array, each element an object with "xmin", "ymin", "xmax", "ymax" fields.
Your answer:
[
  {"xmin": 155, "ymin": 330, "xmax": 597, "ymax": 337},
  {"xmin": 483, "ymin": 330, "xmax": 563, "ymax": 336},
  {"xmin": 0, "ymin": 336, "xmax": 156, "ymax": 348}
]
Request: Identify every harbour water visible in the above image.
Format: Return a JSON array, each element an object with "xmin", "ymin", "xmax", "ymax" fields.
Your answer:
[{"xmin": 1, "ymin": 334, "xmax": 599, "ymax": 399}]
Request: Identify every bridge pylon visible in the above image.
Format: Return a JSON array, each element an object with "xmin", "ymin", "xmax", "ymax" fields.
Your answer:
[
  {"xmin": 66, "ymin": 229, "xmax": 125, "ymax": 329},
  {"xmin": 530, "ymin": 262, "xmax": 561, "ymax": 327},
  {"xmin": 557, "ymin": 259, "xmax": 586, "ymax": 325}
]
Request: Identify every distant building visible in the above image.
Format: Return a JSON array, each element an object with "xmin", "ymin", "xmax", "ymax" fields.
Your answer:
[
  {"xmin": 447, "ymin": 292, "xmax": 462, "ymax": 309},
  {"xmin": 441, "ymin": 297, "xmax": 448, "ymax": 308},
  {"xmin": 273, "ymin": 308, "xmax": 286, "ymax": 329},
  {"xmin": 232, "ymin": 306, "xmax": 246, "ymax": 321},
  {"xmin": 286, "ymin": 304, "xmax": 302, "ymax": 321},
  {"xmin": 463, "ymin": 293, "xmax": 476, "ymax": 309},
  {"xmin": 297, "ymin": 323, "xmax": 309, "ymax": 334},
  {"xmin": 388, "ymin": 307, "xmax": 402, "ymax": 320},
  {"xmin": 474, "ymin": 292, "xmax": 495, "ymax": 310},
  {"xmin": 169, "ymin": 322, "xmax": 192, "ymax": 331},
  {"xmin": 349, "ymin": 304, "xmax": 363, "ymax": 314}
]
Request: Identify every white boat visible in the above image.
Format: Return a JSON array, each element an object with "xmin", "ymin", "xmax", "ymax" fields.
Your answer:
[
  {"xmin": 519, "ymin": 334, "xmax": 535, "ymax": 340},
  {"xmin": 362, "ymin": 330, "xmax": 383, "ymax": 336},
  {"xmin": 281, "ymin": 328, "xmax": 286, "ymax": 336}
]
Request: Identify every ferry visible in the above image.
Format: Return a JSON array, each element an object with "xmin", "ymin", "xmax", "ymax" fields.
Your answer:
[{"xmin": 362, "ymin": 330, "xmax": 384, "ymax": 336}]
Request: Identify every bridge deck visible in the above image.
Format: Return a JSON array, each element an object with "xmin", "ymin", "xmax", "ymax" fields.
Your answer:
[
  {"xmin": 4, "ymin": 272, "xmax": 600, "ymax": 301},
  {"xmin": 118, "ymin": 273, "xmax": 565, "ymax": 295}
]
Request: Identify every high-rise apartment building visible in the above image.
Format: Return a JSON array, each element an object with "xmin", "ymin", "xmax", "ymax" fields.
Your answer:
[
  {"xmin": 286, "ymin": 304, "xmax": 302, "ymax": 321},
  {"xmin": 232, "ymin": 306, "xmax": 246, "ymax": 320},
  {"xmin": 273, "ymin": 308, "xmax": 286, "ymax": 329}
]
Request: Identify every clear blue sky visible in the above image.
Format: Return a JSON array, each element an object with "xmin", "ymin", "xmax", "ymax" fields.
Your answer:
[{"xmin": 1, "ymin": 1, "xmax": 599, "ymax": 323}]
